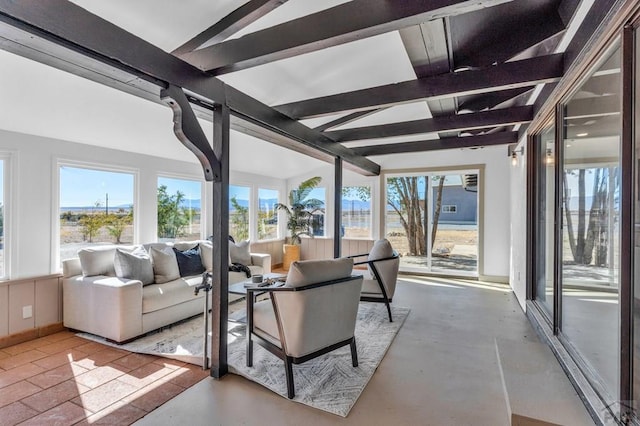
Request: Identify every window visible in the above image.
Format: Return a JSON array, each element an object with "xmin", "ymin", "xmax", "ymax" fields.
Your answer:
[
  {"xmin": 157, "ymin": 177, "xmax": 202, "ymax": 242},
  {"xmin": 308, "ymin": 187, "xmax": 325, "ymax": 237},
  {"xmin": 229, "ymin": 185, "xmax": 250, "ymax": 242},
  {"xmin": 59, "ymin": 165, "xmax": 135, "ymax": 262},
  {"xmin": 442, "ymin": 205, "xmax": 457, "ymax": 213},
  {"xmin": 342, "ymin": 186, "xmax": 371, "ymax": 238},
  {"xmin": 258, "ymin": 188, "xmax": 278, "ymax": 240}
]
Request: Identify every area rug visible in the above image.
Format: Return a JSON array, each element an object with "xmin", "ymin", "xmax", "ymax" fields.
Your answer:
[{"xmin": 77, "ymin": 303, "xmax": 410, "ymax": 417}]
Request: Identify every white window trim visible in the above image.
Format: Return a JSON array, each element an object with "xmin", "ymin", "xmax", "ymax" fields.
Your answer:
[
  {"xmin": 0, "ymin": 151, "xmax": 15, "ymax": 280},
  {"xmin": 52, "ymin": 159, "xmax": 140, "ymax": 272}
]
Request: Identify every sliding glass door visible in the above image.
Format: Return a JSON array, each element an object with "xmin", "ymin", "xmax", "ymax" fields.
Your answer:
[{"xmin": 385, "ymin": 170, "xmax": 479, "ymax": 276}]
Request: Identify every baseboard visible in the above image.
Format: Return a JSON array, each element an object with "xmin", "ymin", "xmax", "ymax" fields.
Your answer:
[
  {"xmin": 0, "ymin": 322, "xmax": 65, "ymax": 349},
  {"xmin": 478, "ymin": 274, "xmax": 509, "ymax": 284}
]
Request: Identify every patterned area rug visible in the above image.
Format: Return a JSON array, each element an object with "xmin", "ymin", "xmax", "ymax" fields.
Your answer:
[{"xmin": 78, "ymin": 303, "xmax": 409, "ymax": 417}]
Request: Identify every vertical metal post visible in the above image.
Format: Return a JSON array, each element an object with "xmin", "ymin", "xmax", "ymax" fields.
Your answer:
[
  {"xmin": 553, "ymin": 103, "xmax": 563, "ymax": 335},
  {"xmin": 334, "ymin": 156, "xmax": 343, "ymax": 258},
  {"xmin": 211, "ymin": 102, "xmax": 230, "ymax": 379}
]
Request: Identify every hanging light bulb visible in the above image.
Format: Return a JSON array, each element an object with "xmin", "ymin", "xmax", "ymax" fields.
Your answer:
[{"xmin": 511, "ymin": 151, "xmax": 518, "ymax": 166}]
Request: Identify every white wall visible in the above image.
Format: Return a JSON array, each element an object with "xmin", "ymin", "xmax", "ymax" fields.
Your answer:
[
  {"xmin": 509, "ymin": 138, "xmax": 528, "ymax": 311},
  {"xmin": 0, "ymin": 128, "xmax": 287, "ymax": 279}
]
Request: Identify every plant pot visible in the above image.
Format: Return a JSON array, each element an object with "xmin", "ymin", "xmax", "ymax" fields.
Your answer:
[{"xmin": 283, "ymin": 244, "xmax": 300, "ymax": 270}]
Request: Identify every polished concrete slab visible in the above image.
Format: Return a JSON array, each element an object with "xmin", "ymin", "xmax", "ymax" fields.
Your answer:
[{"xmin": 134, "ymin": 276, "xmax": 593, "ymax": 426}]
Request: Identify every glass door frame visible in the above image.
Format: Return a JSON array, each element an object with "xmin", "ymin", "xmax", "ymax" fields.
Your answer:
[
  {"xmin": 381, "ymin": 166, "xmax": 483, "ymax": 277},
  {"xmin": 527, "ymin": 27, "xmax": 635, "ymax": 421}
]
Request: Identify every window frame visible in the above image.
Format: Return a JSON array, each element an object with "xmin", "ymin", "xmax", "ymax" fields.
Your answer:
[
  {"xmin": 0, "ymin": 151, "xmax": 14, "ymax": 280},
  {"xmin": 53, "ymin": 159, "xmax": 139, "ymax": 272},
  {"xmin": 256, "ymin": 186, "xmax": 280, "ymax": 242}
]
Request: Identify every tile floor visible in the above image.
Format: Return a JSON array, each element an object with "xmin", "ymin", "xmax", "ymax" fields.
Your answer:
[{"xmin": 0, "ymin": 331, "xmax": 208, "ymax": 425}]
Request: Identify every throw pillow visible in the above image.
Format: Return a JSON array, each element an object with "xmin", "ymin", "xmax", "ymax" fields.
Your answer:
[
  {"xmin": 229, "ymin": 239, "xmax": 251, "ymax": 266},
  {"xmin": 150, "ymin": 246, "xmax": 180, "ymax": 284},
  {"xmin": 78, "ymin": 246, "xmax": 117, "ymax": 277},
  {"xmin": 367, "ymin": 239, "xmax": 394, "ymax": 277},
  {"xmin": 173, "ymin": 247, "xmax": 205, "ymax": 277},
  {"xmin": 114, "ymin": 247, "xmax": 154, "ymax": 285}
]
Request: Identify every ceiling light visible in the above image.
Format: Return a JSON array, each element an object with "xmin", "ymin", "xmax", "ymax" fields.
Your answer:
[{"xmin": 576, "ymin": 132, "xmax": 588, "ymax": 137}]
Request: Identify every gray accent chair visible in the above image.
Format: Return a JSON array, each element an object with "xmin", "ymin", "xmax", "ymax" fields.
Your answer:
[
  {"xmin": 349, "ymin": 239, "xmax": 400, "ymax": 322},
  {"xmin": 246, "ymin": 257, "xmax": 363, "ymax": 399}
]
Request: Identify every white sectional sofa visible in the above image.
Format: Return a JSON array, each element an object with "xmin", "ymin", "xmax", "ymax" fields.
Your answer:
[{"xmin": 62, "ymin": 240, "xmax": 271, "ymax": 343}]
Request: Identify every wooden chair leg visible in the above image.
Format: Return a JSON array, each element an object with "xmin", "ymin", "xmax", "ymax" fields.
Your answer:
[
  {"xmin": 350, "ymin": 338, "xmax": 358, "ymax": 367},
  {"xmin": 285, "ymin": 357, "xmax": 295, "ymax": 399}
]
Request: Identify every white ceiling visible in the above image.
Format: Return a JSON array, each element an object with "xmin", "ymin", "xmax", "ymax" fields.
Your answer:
[{"xmin": 0, "ymin": 0, "xmax": 432, "ymax": 178}]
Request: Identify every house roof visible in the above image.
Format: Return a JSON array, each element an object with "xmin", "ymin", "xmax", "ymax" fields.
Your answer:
[{"xmin": 0, "ymin": 0, "xmax": 605, "ymax": 177}]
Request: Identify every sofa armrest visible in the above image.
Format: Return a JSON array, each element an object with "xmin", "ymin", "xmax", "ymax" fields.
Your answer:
[
  {"xmin": 62, "ymin": 258, "xmax": 82, "ymax": 278},
  {"xmin": 63, "ymin": 275, "xmax": 144, "ymax": 343},
  {"xmin": 250, "ymin": 253, "xmax": 271, "ymax": 274}
]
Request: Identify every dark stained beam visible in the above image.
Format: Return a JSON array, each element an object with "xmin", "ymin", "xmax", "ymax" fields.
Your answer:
[
  {"xmin": 313, "ymin": 109, "xmax": 385, "ymax": 133},
  {"xmin": 326, "ymin": 106, "xmax": 533, "ymax": 142},
  {"xmin": 160, "ymin": 85, "xmax": 221, "ymax": 182},
  {"xmin": 275, "ymin": 54, "xmax": 563, "ymax": 119},
  {"xmin": 0, "ymin": 0, "xmax": 380, "ymax": 176},
  {"xmin": 458, "ymin": 87, "xmax": 532, "ymax": 112},
  {"xmin": 352, "ymin": 132, "xmax": 518, "ymax": 156},
  {"xmin": 334, "ymin": 157, "xmax": 342, "ymax": 258},
  {"xmin": 179, "ymin": 0, "xmax": 514, "ymax": 74},
  {"xmin": 225, "ymin": 86, "xmax": 380, "ymax": 175},
  {"xmin": 172, "ymin": 0, "xmax": 288, "ymax": 56}
]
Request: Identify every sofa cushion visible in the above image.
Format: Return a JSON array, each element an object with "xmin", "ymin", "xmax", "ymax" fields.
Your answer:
[
  {"xmin": 78, "ymin": 246, "xmax": 118, "ymax": 277},
  {"xmin": 285, "ymin": 258, "xmax": 354, "ymax": 288},
  {"xmin": 142, "ymin": 276, "xmax": 202, "ymax": 314},
  {"xmin": 173, "ymin": 247, "xmax": 205, "ymax": 277},
  {"xmin": 368, "ymin": 239, "xmax": 394, "ymax": 276},
  {"xmin": 114, "ymin": 247, "xmax": 154, "ymax": 285},
  {"xmin": 229, "ymin": 239, "xmax": 251, "ymax": 265},
  {"xmin": 173, "ymin": 241, "xmax": 199, "ymax": 251},
  {"xmin": 150, "ymin": 247, "xmax": 180, "ymax": 284},
  {"xmin": 199, "ymin": 242, "xmax": 213, "ymax": 272}
]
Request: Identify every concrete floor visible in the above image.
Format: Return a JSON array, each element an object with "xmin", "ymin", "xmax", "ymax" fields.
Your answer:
[{"xmin": 135, "ymin": 276, "xmax": 593, "ymax": 426}]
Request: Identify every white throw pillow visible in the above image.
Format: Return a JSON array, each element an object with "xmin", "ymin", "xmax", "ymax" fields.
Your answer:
[
  {"xmin": 285, "ymin": 258, "xmax": 354, "ymax": 288},
  {"xmin": 150, "ymin": 246, "xmax": 180, "ymax": 284},
  {"xmin": 78, "ymin": 246, "xmax": 117, "ymax": 277},
  {"xmin": 367, "ymin": 239, "xmax": 394, "ymax": 277},
  {"xmin": 229, "ymin": 240, "xmax": 251, "ymax": 265},
  {"xmin": 114, "ymin": 247, "xmax": 154, "ymax": 285}
]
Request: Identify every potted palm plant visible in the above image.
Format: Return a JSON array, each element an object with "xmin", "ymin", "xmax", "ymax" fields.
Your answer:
[{"xmin": 276, "ymin": 176, "xmax": 323, "ymax": 270}]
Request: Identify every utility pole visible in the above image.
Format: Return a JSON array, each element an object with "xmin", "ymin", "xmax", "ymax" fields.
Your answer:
[{"xmin": 105, "ymin": 193, "xmax": 109, "ymax": 215}]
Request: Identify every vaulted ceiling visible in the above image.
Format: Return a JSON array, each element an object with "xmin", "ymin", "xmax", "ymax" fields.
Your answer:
[{"xmin": 0, "ymin": 0, "xmax": 606, "ymax": 176}]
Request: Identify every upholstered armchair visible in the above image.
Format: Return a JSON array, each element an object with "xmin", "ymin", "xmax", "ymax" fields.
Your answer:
[
  {"xmin": 349, "ymin": 239, "xmax": 400, "ymax": 322},
  {"xmin": 246, "ymin": 257, "xmax": 363, "ymax": 399}
]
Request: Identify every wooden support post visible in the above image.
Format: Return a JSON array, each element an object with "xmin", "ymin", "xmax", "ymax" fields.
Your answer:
[
  {"xmin": 334, "ymin": 156, "xmax": 342, "ymax": 258},
  {"xmin": 211, "ymin": 102, "xmax": 230, "ymax": 379}
]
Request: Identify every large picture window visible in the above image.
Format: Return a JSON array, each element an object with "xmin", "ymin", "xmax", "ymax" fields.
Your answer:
[
  {"xmin": 59, "ymin": 165, "xmax": 135, "ymax": 261},
  {"xmin": 157, "ymin": 176, "xmax": 202, "ymax": 242},
  {"xmin": 0, "ymin": 157, "xmax": 7, "ymax": 279},
  {"xmin": 229, "ymin": 185, "xmax": 250, "ymax": 242},
  {"xmin": 342, "ymin": 186, "xmax": 371, "ymax": 239},
  {"xmin": 258, "ymin": 188, "xmax": 278, "ymax": 240}
]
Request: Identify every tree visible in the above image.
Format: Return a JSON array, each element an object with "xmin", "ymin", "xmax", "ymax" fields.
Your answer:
[
  {"xmin": 431, "ymin": 176, "xmax": 446, "ymax": 248},
  {"xmin": 157, "ymin": 185, "xmax": 189, "ymax": 239},
  {"xmin": 275, "ymin": 176, "xmax": 323, "ymax": 244},
  {"xmin": 79, "ymin": 213, "xmax": 105, "ymax": 242},
  {"xmin": 387, "ymin": 177, "xmax": 426, "ymax": 255},
  {"xmin": 106, "ymin": 207, "xmax": 133, "ymax": 244},
  {"xmin": 230, "ymin": 195, "xmax": 249, "ymax": 241}
]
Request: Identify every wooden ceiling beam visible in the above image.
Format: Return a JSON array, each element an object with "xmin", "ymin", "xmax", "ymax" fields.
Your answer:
[
  {"xmin": 0, "ymin": 0, "xmax": 380, "ymax": 176},
  {"xmin": 352, "ymin": 132, "xmax": 518, "ymax": 156},
  {"xmin": 179, "ymin": 0, "xmax": 514, "ymax": 75},
  {"xmin": 326, "ymin": 106, "xmax": 533, "ymax": 142},
  {"xmin": 312, "ymin": 109, "xmax": 385, "ymax": 133},
  {"xmin": 172, "ymin": 0, "xmax": 289, "ymax": 56},
  {"xmin": 275, "ymin": 54, "xmax": 563, "ymax": 119}
]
